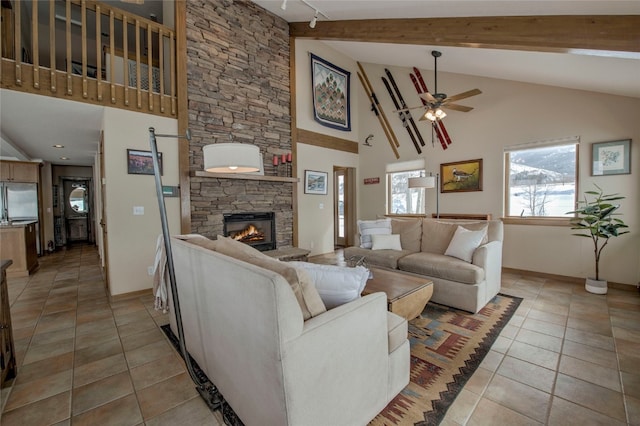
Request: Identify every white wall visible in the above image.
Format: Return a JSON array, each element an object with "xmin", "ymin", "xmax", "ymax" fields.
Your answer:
[
  {"xmin": 102, "ymin": 108, "xmax": 179, "ymax": 296},
  {"xmin": 355, "ymin": 62, "xmax": 640, "ymax": 286}
]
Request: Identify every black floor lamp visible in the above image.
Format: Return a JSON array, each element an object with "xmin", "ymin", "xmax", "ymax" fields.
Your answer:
[{"xmin": 148, "ymin": 127, "xmax": 262, "ymax": 410}]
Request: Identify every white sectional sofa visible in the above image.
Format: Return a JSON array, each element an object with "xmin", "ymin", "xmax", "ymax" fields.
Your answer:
[
  {"xmin": 344, "ymin": 218, "xmax": 504, "ymax": 313},
  {"xmin": 167, "ymin": 235, "xmax": 410, "ymax": 426}
]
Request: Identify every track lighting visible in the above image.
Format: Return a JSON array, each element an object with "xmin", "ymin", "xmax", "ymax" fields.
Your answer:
[
  {"xmin": 309, "ymin": 10, "xmax": 318, "ymax": 28},
  {"xmin": 280, "ymin": 0, "xmax": 287, "ymax": 10}
]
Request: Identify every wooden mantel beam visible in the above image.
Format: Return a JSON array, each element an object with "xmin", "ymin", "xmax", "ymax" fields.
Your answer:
[{"xmin": 289, "ymin": 15, "xmax": 640, "ymax": 56}]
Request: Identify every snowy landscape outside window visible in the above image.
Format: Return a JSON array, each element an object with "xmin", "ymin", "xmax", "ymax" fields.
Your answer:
[
  {"xmin": 387, "ymin": 170, "xmax": 425, "ymax": 215},
  {"xmin": 505, "ymin": 140, "xmax": 578, "ymax": 218}
]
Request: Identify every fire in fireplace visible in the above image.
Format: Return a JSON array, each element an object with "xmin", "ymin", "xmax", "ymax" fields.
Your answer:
[{"xmin": 223, "ymin": 212, "xmax": 276, "ymax": 251}]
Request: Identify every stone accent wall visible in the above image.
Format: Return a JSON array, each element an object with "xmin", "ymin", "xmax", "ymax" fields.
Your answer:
[{"xmin": 186, "ymin": 0, "xmax": 293, "ymax": 245}]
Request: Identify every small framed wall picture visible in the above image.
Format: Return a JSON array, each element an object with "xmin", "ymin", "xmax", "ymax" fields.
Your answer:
[
  {"xmin": 304, "ymin": 170, "xmax": 328, "ymax": 195},
  {"xmin": 591, "ymin": 139, "xmax": 631, "ymax": 176},
  {"xmin": 127, "ymin": 149, "xmax": 162, "ymax": 175}
]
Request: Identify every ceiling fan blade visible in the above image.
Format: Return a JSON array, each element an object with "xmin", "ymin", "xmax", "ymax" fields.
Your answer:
[
  {"xmin": 419, "ymin": 92, "xmax": 438, "ymax": 103},
  {"xmin": 443, "ymin": 89, "xmax": 482, "ymax": 103},
  {"xmin": 443, "ymin": 103, "xmax": 474, "ymax": 112}
]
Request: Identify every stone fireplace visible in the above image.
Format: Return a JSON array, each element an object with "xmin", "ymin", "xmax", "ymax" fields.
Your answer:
[{"xmin": 223, "ymin": 212, "xmax": 276, "ymax": 252}]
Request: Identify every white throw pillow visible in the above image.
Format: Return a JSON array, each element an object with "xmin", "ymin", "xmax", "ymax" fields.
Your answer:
[
  {"xmin": 444, "ymin": 226, "xmax": 488, "ymax": 263},
  {"xmin": 290, "ymin": 262, "xmax": 369, "ymax": 309},
  {"xmin": 371, "ymin": 234, "xmax": 402, "ymax": 251},
  {"xmin": 357, "ymin": 218, "xmax": 392, "ymax": 249}
]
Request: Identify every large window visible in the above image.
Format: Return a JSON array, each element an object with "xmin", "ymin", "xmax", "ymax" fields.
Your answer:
[
  {"xmin": 386, "ymin": 160, "xmax": 426, "ymax": 215},
  {"xmin": 505, "ymin": 138, "xmax": 579, "ymax": 218}
]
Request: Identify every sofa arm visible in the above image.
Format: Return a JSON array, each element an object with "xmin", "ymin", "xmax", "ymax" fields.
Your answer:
[
  {"xmin": 282, "ymin": 293, "xmax": 395, "ymax": 424},
  {"xmin": 472, "ymin": 240, "xmax": 503, "ymax": 294}
]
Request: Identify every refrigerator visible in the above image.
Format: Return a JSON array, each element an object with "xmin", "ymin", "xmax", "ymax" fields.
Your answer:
[{"xmin": 1, "ymin": 182, "xmax": 40, "ymax": 253}]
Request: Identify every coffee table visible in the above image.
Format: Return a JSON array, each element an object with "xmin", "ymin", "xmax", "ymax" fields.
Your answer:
[{"xmin": 362, "ymin": 268, "xmax": 433, "ymax": 320}]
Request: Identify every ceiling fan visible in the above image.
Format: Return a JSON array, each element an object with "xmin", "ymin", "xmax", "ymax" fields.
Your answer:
[{"xmin": 403, "ymin": 50, "xmax": 482, "ymax": 122}]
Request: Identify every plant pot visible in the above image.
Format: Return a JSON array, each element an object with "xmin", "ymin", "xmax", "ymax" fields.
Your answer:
[{"xmin": 585, "ymin": 277, "xmax": 608, "ymax": 295}]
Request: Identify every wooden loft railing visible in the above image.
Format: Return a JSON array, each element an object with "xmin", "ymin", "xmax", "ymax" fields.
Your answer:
[{"xmin": 0, "ymin": 0, "xmax": 176, "ymax": 118}]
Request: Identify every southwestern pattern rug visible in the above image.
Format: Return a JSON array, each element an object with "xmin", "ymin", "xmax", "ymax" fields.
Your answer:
[
  {"xmin": 162, "ymin": 293, "xmax": 521, "ymax": 426},
  {"xmin": 370, "ymin": 293, "xmax": 522, "ymax": 425}
]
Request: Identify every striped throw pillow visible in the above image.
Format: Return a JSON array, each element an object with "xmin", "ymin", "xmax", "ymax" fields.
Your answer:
[{"xmin": 357, "ymin": 219, "xmax": 392, "ymax": 249}]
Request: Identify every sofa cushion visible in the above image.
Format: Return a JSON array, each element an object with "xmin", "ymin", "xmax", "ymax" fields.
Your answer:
[
  {"xmin": 398, "ymin": 252, "xmax": 485, "ymax": 284},
  {"xmin": 421, "ymin": 220, "xmax": 489, "ymax": 254},
  {"xmin": 445, "ymin": 226, "xmax": 488, "ymax": 263},
  {"xmin": 391, "ymin": 218, "xmax": 422, "ymax": 252},
  {"xmin": 289, "ymin": 262, "xmax": 369, "ymax": 309},
  {"xmin": 344, "ymin": 246, "xmax": 413, "ymax": 270},
  {"xmin": 357, "ymin": 218, "xmax": 392, "ymax": 249},
  {"xmin": 386, "ymin": 312, "xmax": 407, "ymax": 354},
  {"xmin": 372, "ymin": 234, "xmax": 402, "ymax": 251},
  {"xmin": 215, "ymin": 236, "xmax": 326, "ymax": 320}
]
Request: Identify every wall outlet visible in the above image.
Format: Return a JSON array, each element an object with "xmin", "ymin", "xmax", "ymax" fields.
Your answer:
[
  {"xmin": 310, "ymin": 241, "xmax": 314, "ymax": 249},
  {"xmin": 147, "ymin": 266, "xmax": 154, "ymax": 276}
]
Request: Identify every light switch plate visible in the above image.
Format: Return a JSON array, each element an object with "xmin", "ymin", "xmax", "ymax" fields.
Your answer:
[{"xmin": 133, "ymin": 206, "xmax": 144, "ymax": 215}]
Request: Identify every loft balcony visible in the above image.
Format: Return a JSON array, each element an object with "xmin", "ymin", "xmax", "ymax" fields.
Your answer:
[{"xmin": 0, "ymin": 0, "xmax": 177, "ymax": 118}]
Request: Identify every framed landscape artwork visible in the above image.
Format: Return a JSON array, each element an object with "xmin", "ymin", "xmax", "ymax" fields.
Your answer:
[
  {"xmin": 127, "ymin": 149, "xmax": 162, "ymax": 175},
  {"xmin": 440, "ymin": 159, "xmax": 483, "ymax": 193},
  {"xmin": 311, "ymin": 53, "xmax": 351, "ymax": 131},
  {"xmin": 591, "ymin": 139, "xmax": 631, "ymax": 176},
  {"xmin": 304, "ymin": 170, "xmax": 328, "ymax": 195}
]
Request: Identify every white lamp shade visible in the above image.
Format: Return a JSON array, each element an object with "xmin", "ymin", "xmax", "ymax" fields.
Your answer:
[
  {"xmin": 203, "ymin": 143, "xmax": 262, "ymax": 173},
  {"xmin": 408, "ymin": 176, "xmax": 436, "ymax": 188}
]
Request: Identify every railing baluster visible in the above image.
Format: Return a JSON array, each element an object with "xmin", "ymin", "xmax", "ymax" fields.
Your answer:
[
  {"xmin": 14, "ymin": 0, "xmax": 21, "ymax": 85},
  {"xmin": 96, "ymin": 4, "xmax": 102, "ymax": 100},
  {"xmin": 170, "ymin": 31, "xmax": 175, "ymax": 115},
  {"xmin": 49, "ymin": 0, "xmax": 56, "ymax": 92},
  {"xmin": 66, "ymin": 0, "xmax": 72, "ymax": 94},
  {"xmin": 135, "ymin": 19, "xmax": 141, "ymax": 108},
  {"xmin": 123, "ymin": 15, "xmax": 129, "ymax": 106},
  {"xmin": 81, "ymin": 0, "xmax": 87, "ymax": 98},
  {"xmin": 109, "ymin": 10, "xmax": 115, "ymax": 103},
  {"xmin": 159, "ymin": 28, "xmax": 165, "ymax": 113},
  {"xmin": 32, "ymin": 0, "xmax": 39, "ymax": 89},
  {"xmin": 147, "ymin": 23, "xmax": 153, "ymax": 111}
]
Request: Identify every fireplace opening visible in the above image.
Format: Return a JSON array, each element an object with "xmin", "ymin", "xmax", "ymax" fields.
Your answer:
[{"xmin": 223, "ymin": 212, "xmax": 276, "ymax": 251}]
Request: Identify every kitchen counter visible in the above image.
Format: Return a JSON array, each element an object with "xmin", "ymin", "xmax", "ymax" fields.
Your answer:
[{"xmin": 0, "ymin": 221, "xmax": 38, "ymax": 277}]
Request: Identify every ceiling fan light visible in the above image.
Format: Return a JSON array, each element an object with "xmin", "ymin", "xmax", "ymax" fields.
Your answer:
[
  {"xmin": 424, "ymin": 109, "xmax": 437, "ymax": 122},
  {"xmin": 435, "ymin": 108, "xmax": 447, "ymax": 119}
]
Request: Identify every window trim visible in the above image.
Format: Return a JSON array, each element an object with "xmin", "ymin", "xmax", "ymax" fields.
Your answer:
[
  {"xmin": 386, "ymin": 168, "xmax": 426, "ymax": 216},
  {"xmin": 503, "ymin": 140, "xmax": 579, "ymax": 224}
]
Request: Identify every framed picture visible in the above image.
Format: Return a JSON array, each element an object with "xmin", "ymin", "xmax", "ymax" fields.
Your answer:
[
  {"xmin": 440, "ymin": 159, "xmax": 483, "ymax": 193},
  {"xmin": 311, "ymin": 53, "xmax": 351, "ymax": 131},
  {"xmin": 591, "ymin": 139, "xmax": 631, "ymax": 176},
  {"xmin": 127, "ymin": 149, "xmax": 162, "ymax": 175},
  {"xmin": 304, "ymin": 170, "xmax": 328, "ymax": 195}
]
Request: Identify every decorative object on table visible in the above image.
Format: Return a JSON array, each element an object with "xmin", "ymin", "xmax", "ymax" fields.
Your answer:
[
  {"xmin": 591, "ymin": 139, "xmax": 631, "ymax": 176},
  {"xmin": 304, "ymin": 170, "xmax": 328, "ymax": 195},
  {"xmin": 127, "ymin": 149, "xmax": 162, "ymax": 175},
  {"xmin": 149, "ymin": 127, "xmax": 262, "ymax": 411},
  {"xmin": 440, "ymin": 158, "xmax": 483, "ymax": 192},
  {"xmin": 408, "ymin": 172, "xmax": 440, "ymax": 218},
  {"xmin": 566, "ymin": 184, "xmax": 629, "ymax": 294},
  {"xmin": 311, "ymin": 53, "xmax": 351, "ymax": 131}
]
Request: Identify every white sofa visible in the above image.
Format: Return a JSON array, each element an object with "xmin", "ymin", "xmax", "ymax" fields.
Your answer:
[
  {"xmin": 344, "ymin": 218, "xmax": 504, "ymax": 313},
  {"xmin": 167, "ymin": 236, "xmax": 410, "ymax": 426}
]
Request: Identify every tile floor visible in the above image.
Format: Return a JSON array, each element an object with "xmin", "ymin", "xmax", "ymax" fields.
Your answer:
[{"xmin": 1, "ymin": 245, "xmax": 639, "ymax": 425}]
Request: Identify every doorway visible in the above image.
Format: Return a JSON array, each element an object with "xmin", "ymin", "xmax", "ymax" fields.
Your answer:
[
  {"xmin": 62, "ymin": 178, "xmax": 92, "ymax": 244},
  {"xmin": 334, "ymin": 167, "xmax": 356, "ymax": 248}
]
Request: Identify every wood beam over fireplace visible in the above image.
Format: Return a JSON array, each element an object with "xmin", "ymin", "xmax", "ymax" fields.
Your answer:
[{"xmin": 289, "ymin": 15, "xmax": 640, "ymax": 57}]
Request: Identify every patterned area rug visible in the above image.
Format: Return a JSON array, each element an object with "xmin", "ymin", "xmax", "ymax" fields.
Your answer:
[
  {"xmin": 162, "ymin": 293, "xmax": 521, "ymax": 426},
  {"xmin": 370, "ymin": 293, "xmax": 522, "ymax": 425}
]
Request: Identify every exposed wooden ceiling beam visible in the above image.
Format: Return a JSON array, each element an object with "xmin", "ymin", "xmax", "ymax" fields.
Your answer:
[{"xmin": 289, "ymin": 15, "xmax": 640, "ymax": 56}]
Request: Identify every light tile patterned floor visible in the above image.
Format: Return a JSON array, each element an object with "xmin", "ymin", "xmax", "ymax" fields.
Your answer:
[{"xmin": 1, "ymin": 245, "xmax": 639, "ymax": 425}]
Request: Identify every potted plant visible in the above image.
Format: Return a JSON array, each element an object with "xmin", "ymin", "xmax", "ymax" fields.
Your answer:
[{"xmin": 567, "ymin": 184, "xmax": 629, "ymax": 294}]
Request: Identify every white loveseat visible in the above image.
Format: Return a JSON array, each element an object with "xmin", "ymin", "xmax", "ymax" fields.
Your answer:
[
  {"xmin": 344, "ymin": 218, "xmax": 504, "ymax": 313},
  {"xmin": 167, "ymin": 236, "xmax": 410, "ymax": 426}
]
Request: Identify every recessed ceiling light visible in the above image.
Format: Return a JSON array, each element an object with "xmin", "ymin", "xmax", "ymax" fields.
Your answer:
[
  {"xmin": 60, "ymin": 157, "xmax": 69, "ymax": 160},
  {"xmin": 53, "ymin": 144, "xmax": 64, "ymax": 148}
]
